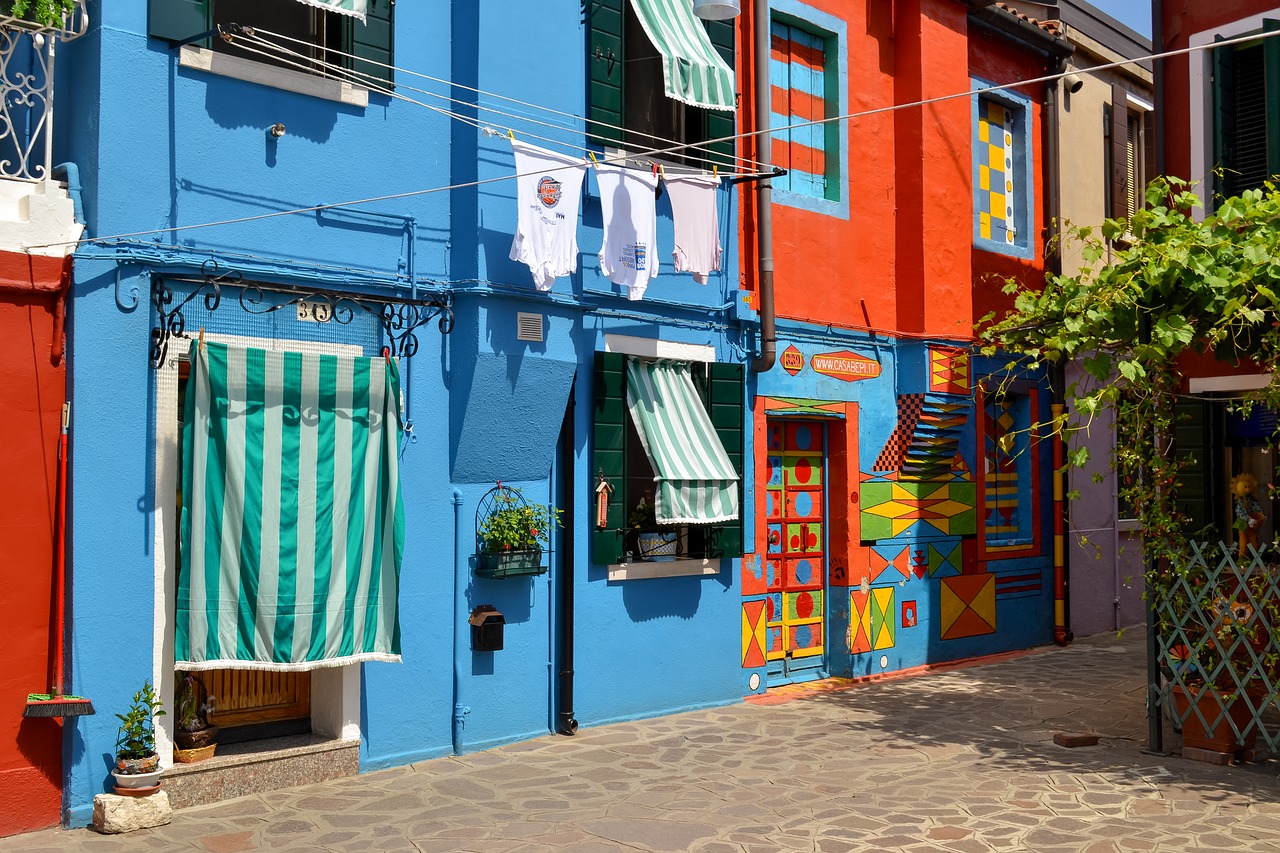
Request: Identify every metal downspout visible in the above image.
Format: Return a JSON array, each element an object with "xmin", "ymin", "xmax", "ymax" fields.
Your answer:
[
  {"xmin": 452, "ymin": 490, "xmax": 469, "ymax": 752},
  {"xmin": 1152, "ymin": 0, "xmax": 1165, "ymax": 176},
  {"xmin": 1045, "ymin": 56, "xmax": 1072, "ymax": 647},
  {"xmin": 750, "ymin": 0, "xmax": 775, "ymax": 374}
]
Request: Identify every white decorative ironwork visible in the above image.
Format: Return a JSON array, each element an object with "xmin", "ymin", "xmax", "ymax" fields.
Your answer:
[{"xmin": 0, "ymin": 1, "xmax": 88, "ymax": 182}]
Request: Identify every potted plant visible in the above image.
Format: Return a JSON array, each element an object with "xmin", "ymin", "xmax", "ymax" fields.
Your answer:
[
  {"xmin": 173, "ymin": 674, "xmax": 218, "ymax": 763},
  {"xmin": 626, "ymin": 496, "xmax": 683, "ymax": 561},
  {"xmin": 111, "ymin": 680, "xmax": 165, "ymax": 793},
  {"xmin": 0, "ymin": 0, "xmax": 76, "ymax": 29},
  {"xmin": 475, "ymin": 484, "xmax": 562, "ymax": 579}
]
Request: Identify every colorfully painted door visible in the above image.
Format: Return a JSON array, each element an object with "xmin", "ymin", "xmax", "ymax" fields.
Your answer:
[{"xmin": 764, "ymin": 420, "xmax": 827, "ymax": 684}]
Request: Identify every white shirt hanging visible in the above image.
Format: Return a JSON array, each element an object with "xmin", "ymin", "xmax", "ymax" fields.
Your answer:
[
  {"xmin": 664, "ymin": 174, "xmax": 721, "ymax": 285},
  {"xmin": 596, "ymin": 164, "xmax": 660, "ymax": 300},
  {"xmin": 509, "ymin": 139, "xmax": 589, "ymax": 291}
]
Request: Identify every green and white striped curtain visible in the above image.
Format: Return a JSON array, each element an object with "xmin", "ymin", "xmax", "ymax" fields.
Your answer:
[
  {"xmin": 177, "ymin": 341, "xmax": 404, "ymax": 671},
  {"xmin": 630, "ymin": 0, "xmax": 736, "ymax": 112},
  {"xmin": 295, "ymin": 0, "xmax": 367, "ymax": 22},
  {"xmin": 626, "ymin": 358, "xmax": 739, "ymax": 523}
]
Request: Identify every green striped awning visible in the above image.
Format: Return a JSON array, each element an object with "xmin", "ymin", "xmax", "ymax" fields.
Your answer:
[
  {"xmin": 630, "ymin": 0, "xmax": 736, "ymax": 112},
  {"xmin": 626, "ymin": 358, "xmax": 739, "ymax": 523},
  {"xmin": 177, "ymin": 341, "xmax": 404, "ymax": 671},
  {"xmin": 294, "ymin": 0, "xmax": 366, "ymax": 22}
]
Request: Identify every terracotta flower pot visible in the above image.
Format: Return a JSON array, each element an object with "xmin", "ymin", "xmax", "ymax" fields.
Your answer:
[{"xmin": 1170, "ymin": 685, "xmax": 1257, "ymax": 753}]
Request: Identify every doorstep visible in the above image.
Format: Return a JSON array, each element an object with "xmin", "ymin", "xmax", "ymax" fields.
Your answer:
[{"xmin": 161, "ymin": 734, "xmax": 360, "ymax": 810}]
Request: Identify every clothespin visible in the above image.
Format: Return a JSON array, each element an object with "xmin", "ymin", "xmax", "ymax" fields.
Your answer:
[
  {"xmin": 507, "ymin": 128, "xmax": 515, "ymax": 142},
  {"xmin": 652, "ymin": 163, "xmax": 659, "ymax": 178},
  {"xmin": 382, "ymin": 346, "xmax": 391, "ymax": 364},
  {"xmin": 658, "ymin": 164, "xmax": 666, "ymax": 181},
  {"xmin": 197, "ymin": 328, "xmax": 205, "ymax": 350},
  {"xmin": 713, "ymin": 164, "xmax": 719, "ymax": 178},
  {"xmin": 588, "ymin": 151, "xmax": 599, "ymax": 169}
]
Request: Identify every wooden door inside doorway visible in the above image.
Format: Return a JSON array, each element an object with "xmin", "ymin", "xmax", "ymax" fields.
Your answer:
[{"xmin": 203, "ymin": 669, "xmax": 310, "ymax": 732}]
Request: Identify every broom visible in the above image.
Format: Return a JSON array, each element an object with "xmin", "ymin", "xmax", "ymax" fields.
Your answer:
[{"xmin": 25, "ymin": 403, "xmax": 94, "ymax": 718}]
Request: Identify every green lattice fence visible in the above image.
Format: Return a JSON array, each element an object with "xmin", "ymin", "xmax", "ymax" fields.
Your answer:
[{"xmin": 1153, "ymin": 541, "xmax": 1280, "ymax": 754}]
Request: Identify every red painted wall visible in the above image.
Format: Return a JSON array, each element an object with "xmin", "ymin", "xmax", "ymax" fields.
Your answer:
[
  {"xmin": 1159, "ymin": 0, "xmax": 1272, "ymax": 181},
  {"xmin": 0, "ymin": 250, "xmax": 68, "ymax": 836},
  {"xmin": 738, "ymin": 0, "xmax": 1047, "ymax": 340}
]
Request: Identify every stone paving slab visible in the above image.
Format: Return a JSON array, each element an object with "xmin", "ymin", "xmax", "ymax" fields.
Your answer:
[{"xmin": 5, "ymin": 630, "xmax": 1280, "ymax": 852}]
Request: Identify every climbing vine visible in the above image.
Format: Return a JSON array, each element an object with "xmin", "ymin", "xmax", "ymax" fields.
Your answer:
[{"xmin": 980, "ymin": 176, "xmax": 1280, "ymax": 563}]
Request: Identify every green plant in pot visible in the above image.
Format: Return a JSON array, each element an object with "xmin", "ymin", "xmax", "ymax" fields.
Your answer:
[
  {"xmin": 112, "ymin": 680, "xmax": 165, "ymax": 790},
  {"xmin": 626, "ymin": 496, "xmax": 681, "ymax": 560},
  {"xmin": 476, "ymin": 485, "xmax": 562, "ymax": 578},
  {"xmin": 173, "ymin": 674, "xmax": 218, "ymax": 760},
  {"xmin": 0, "ymin": 0, "xmax": 76, "ymax": 28}
]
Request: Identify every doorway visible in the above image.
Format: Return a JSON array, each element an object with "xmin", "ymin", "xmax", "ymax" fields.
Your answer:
[{"xmin": 764, "ymin": 419, "xmax": 828, "ymax": 685}]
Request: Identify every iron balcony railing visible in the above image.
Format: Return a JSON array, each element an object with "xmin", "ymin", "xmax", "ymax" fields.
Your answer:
[{"xmin": 0, "ymin": 1, "xmax": 88, "ymax": 182}]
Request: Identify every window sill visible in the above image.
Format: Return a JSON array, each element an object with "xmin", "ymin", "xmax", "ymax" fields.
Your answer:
[
  {"xmin": 608, "ymin": 558, "xmax": 722, "ymax": 581},
  {"xmin": 973, "ymin": 234, "xmax": 1034, "ymax": 260},
  {"xmin": 179, "ymin": 46, "xmax": 370, "ymax": 108},
  {"xmin": 772, "ymin": 186, "xmax": 849, "ymax": 220}
]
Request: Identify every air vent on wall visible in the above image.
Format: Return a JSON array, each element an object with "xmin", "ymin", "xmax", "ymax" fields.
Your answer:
[{"xmin": 516, "ymin": 312, "xmax": 544, "ymax": 342}]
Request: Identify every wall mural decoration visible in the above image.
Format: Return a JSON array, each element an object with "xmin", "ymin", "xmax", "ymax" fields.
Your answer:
[
  {"xmin": 928, "ymin": 345, "xmax": 970, "ymax": 394},
  {"xmin": 849, "ymin": 587, "xmax": 896, "ymax": 652},
  {"xmin": 860, "ymin": 481, "xmax": 977, "ymax": 539},
  {"xmin": 939, "ymin": 574, "xmax": 997, "ymax": 640},
  {"xmin": 902, "ymin": 599, "xmax": 918, "ymax": 628},
  {"xmin": 741, "ymin": 599, "xmax": 767, "ymax": 668},
  {"xmin": 927, "ymin": 539, "xmax": 963, "ymax": 577}
]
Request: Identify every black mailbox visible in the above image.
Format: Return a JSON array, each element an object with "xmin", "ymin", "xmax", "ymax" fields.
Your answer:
[{"xmin": 469, "ymin": 605, "xmax": 505, "ymax": 652}]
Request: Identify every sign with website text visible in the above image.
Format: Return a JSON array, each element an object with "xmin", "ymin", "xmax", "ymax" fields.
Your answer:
[{"xmin": 810, "ymin": 350, "xmax": 881, "ymax": 382}]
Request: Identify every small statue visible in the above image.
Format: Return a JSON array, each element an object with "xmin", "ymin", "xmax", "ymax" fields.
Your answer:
[{"xmin": 1231, "ymin": 472, "xmax": 1266, "ymax": 554}]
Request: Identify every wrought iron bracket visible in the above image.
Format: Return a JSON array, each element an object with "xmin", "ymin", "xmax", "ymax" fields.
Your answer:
[{"xmin": 149, "ymin": 260, "xmax": 454, "ymax": 369}]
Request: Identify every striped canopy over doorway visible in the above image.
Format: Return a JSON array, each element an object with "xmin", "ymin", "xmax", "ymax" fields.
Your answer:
[
  {"xmin": 625, "ymin": 358, "xmax": 739, "ymax": 523},
  {"xmin": 630, "ymin": 0, "xmax": 737, "ymax": 112},
  {"xmin": 177, "ymin": 341, "xmax": 404, "ymax": 671},
  {"xmin": 295, "ymin": 0, "xmax": 367, "ymax": 22}
]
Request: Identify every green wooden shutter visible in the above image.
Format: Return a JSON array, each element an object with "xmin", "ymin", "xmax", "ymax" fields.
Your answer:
[
  {"xmin": 593, "ymin": 351, "xmax": 627, "ymax": 565},
  {"xmin": 1265, "ymin": 19, "xmax": 1280, "ymax": 181},
  {"xmin": 1213, "ymin": 36, "xmax": 1237, "ymax": 200},
  {"xmin": 588, "ymin": 0, "xmax": 625, "ymax": 149},
  {"xmin": 701, "ymin": 17, "xmax": 736, "ymax": 170},
  {"xmin": 1174, "ymin": 400, "xmax": 1217, "ymax": 539},
  {"xmin": 705, "ymin": 362, "xmax": 745, "ymax": 558},
  {"xmin": 348, "ymin": 0, "xmax": 394, "ymax": 89},
  {"xmin": 150, "ymin": 0, "xmax": 209, "ymax": 44}
]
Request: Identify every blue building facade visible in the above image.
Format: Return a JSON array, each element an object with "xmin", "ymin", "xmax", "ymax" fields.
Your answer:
[{"xmin": 57, "ymin": 0, "xmax": 753, "ymax": 825}]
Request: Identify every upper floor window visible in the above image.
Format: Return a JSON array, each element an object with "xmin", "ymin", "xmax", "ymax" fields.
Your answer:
[
  {"xmin": 972, "ymin": 83, "xmax": 1034, "ymax": 259},
  {"xmin": 149, "ymin": 0, "xmax": 394, "ymax": 89},
  {"xmin": 586, "ymin": 0, "xmax": 736, "ymax": 169},
  {"xmin": 1212, "ymin": 21, "xmax": 1280, "ymax": 200}
]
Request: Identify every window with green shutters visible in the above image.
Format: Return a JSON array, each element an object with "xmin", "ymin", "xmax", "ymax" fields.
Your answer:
[
  {"xmin": 592, "ymin": 351, "xmax": 744, "ymax": 566},
  {"xmin": 1212, "ymin": 20, "xmax": 1280, "ymax": 201},
  {"xmin": 587, "ymin": 0, "xmax": 736, "ymax": 169},
  {"xmin": 149, "ymin": 0, "xmax": 394, "ymax": 88}
]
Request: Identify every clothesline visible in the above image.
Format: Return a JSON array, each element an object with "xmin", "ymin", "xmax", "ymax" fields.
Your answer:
[
  {"xmin": 240, "ymin": 26, "xmax": 771, "ymax": 175},
  {"xmin": 29, "ymin": 29, "xmax": 1277, "ymax": 252}
]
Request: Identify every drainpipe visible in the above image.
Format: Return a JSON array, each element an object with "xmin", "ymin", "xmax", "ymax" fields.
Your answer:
[
  {"xmin": 1152, "ymin": 0, "xmax": 1165, "ymax": 176},
  {"xmin": 452, "ymin": 490, "xmax": 469, "ymax": 753},
  {"xmin": 556, "ymin": 389, "xmax": 578, "ymax": 735},
  {"xmin": 1045, "ymin": 54, "xmax": 1072, "ymax": 647},
  {"xmin": 749, "ymin": 0, "xmax": 775, "ymax": 374}
]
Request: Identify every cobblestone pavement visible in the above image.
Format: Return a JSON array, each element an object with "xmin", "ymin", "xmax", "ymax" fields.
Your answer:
[{"xmin": 8, "ymin": 629, "xmax": 1280, "ymax": 852}]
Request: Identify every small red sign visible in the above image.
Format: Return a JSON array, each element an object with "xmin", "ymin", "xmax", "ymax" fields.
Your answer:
[
  {"xmin": 780, "ymin": 345, "xmax": 804, "ymax": 376},
  {"xmin": 811, "ymin": 350, "xmax": 881, "ymax": 382}
]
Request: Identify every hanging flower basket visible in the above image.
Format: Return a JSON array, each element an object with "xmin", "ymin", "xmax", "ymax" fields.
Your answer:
[{"xmin": 474, "ymin": 483, "xmax": 561, "ymax": 580}]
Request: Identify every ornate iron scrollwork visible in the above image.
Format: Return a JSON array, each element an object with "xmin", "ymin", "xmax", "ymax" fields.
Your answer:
[
  {"xmin": 149, "ymin": 260, "xmax": 237, "ymax": 368},
  {"xmin": 148, "ymin": 261, "xmax": 453, "ymax": 369}
]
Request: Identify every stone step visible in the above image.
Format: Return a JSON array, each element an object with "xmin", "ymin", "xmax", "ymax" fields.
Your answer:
[{"xmin": 160, "ymin": 734, "xmax": 360, "ymax": 810}]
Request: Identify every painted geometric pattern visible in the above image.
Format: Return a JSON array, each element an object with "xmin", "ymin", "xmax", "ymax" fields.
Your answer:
[
  {"xmin": 763, "ymin": 397, "xmax": 845, "ymax": 417},
  {"xmin": 928, "ymin": 539, "xmax": 963, "ymax": 578},
  {"xmin": 868, "ymin": 545, "xmax": 911, "ymax": 584},
  {"xmin": 742, "ymin": 599, "xmax": 767, "ymax": 668},
  {"xmin": 929, "ymin": 345, "xmax": 970, "ymax": 395},
  {"xmin": 872, "ymin": 393, "xmax": 971, "ymax": 481},
  {"xmin": 902, "ymin": 599, "xmax": 918, "ymax": 628},
  {"xmin": 995, "ymin": 571, "xmax": 1043, "ymax": 599},
  {"xmin": 984, "ymin": 397, "xmax": 1022, "ymax": 539},
  {"xmin": 849, "ymin": 588, "xmax": 895, "ymax": 651},
  {"xmin": 977, "ymin": 97, "xmax": 1016, "ymax": 246},
  {"xmin": 939, "ymin": 574, "xmax": 997, "ymax": 640},
  {"xmin": 860, "ymin": 481, "xmax": 977, "ymax": 540}
]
